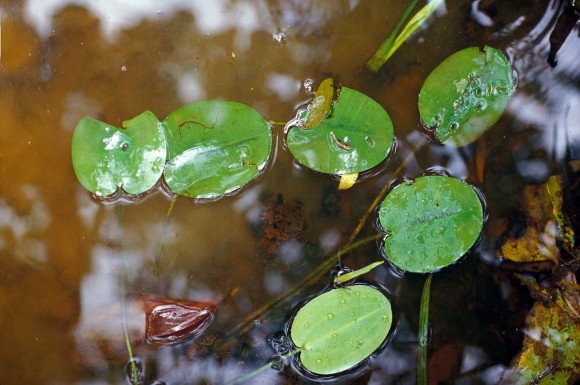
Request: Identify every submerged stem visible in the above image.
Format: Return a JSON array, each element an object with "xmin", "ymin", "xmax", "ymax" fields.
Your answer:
[
  {"xmin": 222, "ymin": 349, "xmax": 301, "ymax": 385},
  {"xmin": 115, "ymin": 205, "xmax": 139, "ymax": 385},
  {"xmin": 154, "ymin": 195, "xmax": 178, "ymax": 273},
  {"xmin": 418, "ymin": 273, "xmax": 433, "ymax": 385}
]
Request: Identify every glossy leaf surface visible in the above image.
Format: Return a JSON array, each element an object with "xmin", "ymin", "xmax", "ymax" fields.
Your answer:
[
  {"xmin": 290, "ymin": 285, "xmax": 392, "ymax": 375},
  {"xmin": 163, "ymin": 101, "xmax": 272, "ymax": 198},
  {"xmin": 378, "ymin": 176, "xmax": 483, "ymax": 273},
  {"xmin": 287, "ymin": 87, "xmax": 394, "ymax": 175},
  {"xmin": 71, "ymin": 111, "xmax": 166, "ymax": 196},
  {"xmin": 418, "ymin": 46, "xmax": 515, "ymax": 146}
]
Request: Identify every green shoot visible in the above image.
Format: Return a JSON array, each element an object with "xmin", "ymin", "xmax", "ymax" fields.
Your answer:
[
  {"xmin": 334, "ymin": 261, "xmax": 384, "ymax": 283},
  {"xmin": 367, "ymin": 0, "xmax": 443, "ymax": 72}
]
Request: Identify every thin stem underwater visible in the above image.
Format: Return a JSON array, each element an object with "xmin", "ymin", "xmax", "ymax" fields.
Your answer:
[
  {"xmin": 418, "ymin": 273, "xmax": 433, "ymax": 385},
  {"xmin": 154, "ymin": 194, "xmax": 178, "ymax": 274},
  {"xmin": 226, "ymin": 137, "xmax": 427, "ymax": 339},
  {"xmin": 222, "ymin": 349, "xmax": 301, "ymax": 385},
  {"xmin": 115, "ymin": 205, "xmax": 139, "ymax": 385}
]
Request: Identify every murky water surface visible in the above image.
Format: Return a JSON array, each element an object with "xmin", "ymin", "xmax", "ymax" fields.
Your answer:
[{"xmin": 1, "ymin": 0, "xmax": 579, "ymax": 384}]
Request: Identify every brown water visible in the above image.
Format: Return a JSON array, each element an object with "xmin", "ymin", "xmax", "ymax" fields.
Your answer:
[{"xmin": 1, "ymin": 0, "xmax": 579, "ymax": 384}]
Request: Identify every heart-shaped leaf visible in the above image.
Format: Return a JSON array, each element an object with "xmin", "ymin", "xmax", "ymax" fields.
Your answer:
[
  {"xmin": 290, "ymin": 285, "xmax": 393, "ymax": 375},
  {"xmin": 287, "ymin": 87, "xmax": 394, "ymax": 175},
  {"xmin": 418, "ymin": 46, "xmax": 515, "ymax": 146},
  {"xmin": 162, "ymin": 101, "xmax": 272, "ymax": 199},
  {"xmin": 71, "ymin": 111, "xmax": 166, "ymax": 196},
  {"xmin": 378, "ymin": 176, "xmax": 484, "ymax": 273}
]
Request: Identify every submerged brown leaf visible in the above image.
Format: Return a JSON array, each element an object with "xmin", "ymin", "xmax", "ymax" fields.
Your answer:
[
  {"xmin": 73, "ymin": 294, "xmax": 217, "ymax": 370},
  {"xmin": 500, "ymin": 275, "xmax": 580, "ymax": 385},
  {"xmin": 499, "ymin": 176, "xmax": 576, "ymax": 270}
]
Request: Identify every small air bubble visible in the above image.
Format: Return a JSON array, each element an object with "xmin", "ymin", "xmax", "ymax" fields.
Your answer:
[
  {"xmin": 121, "ymin": 143, "xmax": 128, "ymax": 152},
  {"xmin": 273, "ymin": 32, "xmax": 287, "ymax": 45},
  {"xmin": 449, "ymin": 122, "xmax": 459, "ymax": 131}
]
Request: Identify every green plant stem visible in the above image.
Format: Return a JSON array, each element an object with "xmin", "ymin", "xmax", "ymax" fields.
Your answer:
[
  {"xmin": 115, "ymin": 205, "xmax": 139, "ymax": 385},
  {"xmin": 154, "ymin": 194, "xmax": 178, "ymax": 273},
  {"xmin": 367, "ymin": 0, "xmax": 418, "ymax": 72},
  {"xmin": 418, "ymin": 273, "xmax": 433, "ymax": 385},
  {"xmin": 222, "ymin": 349, "xmax": 301, "ymax": 385}
]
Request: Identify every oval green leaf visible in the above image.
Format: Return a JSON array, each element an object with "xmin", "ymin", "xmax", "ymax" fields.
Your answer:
[
  {"xmin": 418, "ymin": 46, "xmax": 515, "ymax": 147},
  {"xmin": 71, "ymin": 111, "xmax": 166, "ymax": 196},
  {"xmin": 287, "ymin": 87, "xmax": 394, "ymax": 175},
  {"xmin": 378, "ymin": 176, "xmax": 483, "ymax": 273},
  {"xmin": 162, "ymin": 101, "xmax": 272, "ymax": 198},
  {"xmin": 290, "ymin": 285, "xmax": 393, "ymax": 375}
]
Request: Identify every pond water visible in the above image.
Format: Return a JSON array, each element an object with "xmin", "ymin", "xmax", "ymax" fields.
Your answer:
[{"xmin": 1, "ymin": 0, "xmax": 579, "ymax": 384}]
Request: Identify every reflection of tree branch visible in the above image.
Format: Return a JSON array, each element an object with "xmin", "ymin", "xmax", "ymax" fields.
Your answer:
[{"xmin": 548, "ymin": 1, "xmax": 579, "ymax": 67}]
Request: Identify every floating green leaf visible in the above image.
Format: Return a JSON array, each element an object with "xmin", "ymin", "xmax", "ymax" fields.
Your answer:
[
  {"xmin": 418, "ymin": 46, "xmax": 515, "ymax": 146},
  {"xmin": 287, "ymin": 87, "xmax": 394, "ymax": 175},
  {"xmin": 163, "ymin": 101, "xmax": 272, "ymax": 198},
  {"xmin": 378, "ymin": 176, "xmax": 483, "ymax": 273},
  {"xmin": 71, "ymin": 111, "xmax": 166, "ymax": 196},
  {"xmin": 290, "ymin": 285, "xmax": 393, "ymax": 375}
]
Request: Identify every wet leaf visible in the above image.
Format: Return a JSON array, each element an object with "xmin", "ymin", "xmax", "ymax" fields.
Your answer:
[
  {"xmin": 302, "ymin": 78, "xmax": 334, "ymax": 129},
  {"xmin": 500, "ymin": 181, "xmax": 562, "ymax": 267},
  {"xmin": 163, "ymin": 101, "xmax": 272, "ymax": 198},
  {"xmin": 368, "ymin": 0, "xmax": 443, "ymax": 71},
  {"xmin": 73, "ymin": 294, "xmax": 217, "ymax": 370},
  {"xmin": 418, "ymin": 46, "xmax": 515, "ymax": 146},
  {"xmin": 500, "ymin": 278, "xmax": 580, "ymax": 385},
  {"xmin": 338, "ymin": 173, "xmax": 359, "ymax": 190},
  {"xmin": 287, "ymin": 87, "xmax": 394, "ymax": 175},
  {"xmin": 378, "ymin": 176, "xmax": 483, "ymax": 273},
  {"xmin": 290, "ymin": 285, "xmax": 393, "ymax": 375},
  {"xmin": 546, "ymin": 175, "xmax": 575, "ymax": 255},
  {"xmin": 71, "ymin": 111, "xmax": 166, "ymax": 196}
]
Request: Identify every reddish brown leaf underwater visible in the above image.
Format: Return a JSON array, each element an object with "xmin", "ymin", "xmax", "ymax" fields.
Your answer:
[{"xmin": 73, "ymin": 294, "xmax": 217, "ymax": 371}]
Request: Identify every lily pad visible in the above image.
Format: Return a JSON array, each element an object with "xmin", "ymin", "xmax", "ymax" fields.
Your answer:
[
  {"xmin": 290, "ymin": 285, "xmax": 393, "ymax": 375},
  {"xmin": 287, "ymin": 87, "xmax": 394, "ymax": 175},
  {"xmin": 378, "ymin": 176, "xmax": 483, "ymax": 273},
  {"xmin": 418, "ymin": 46, "xmax": 515, "ymax": 146},
  {"xmin": 71, "ymin": 111, "xmax": 166, "ymax": 196},
  {"xmin": 162, "ymin": 101, "xmax": 272, "ymax": 198}
]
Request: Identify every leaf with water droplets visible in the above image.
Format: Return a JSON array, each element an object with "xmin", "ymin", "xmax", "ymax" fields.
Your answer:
[
  {"xmin": 71, "ymin": 111, "xmax": 167, "ymax": 196},
  {"xmin": 290, "ymin": 285, "xmax": 393, "ymax": 375},
  {"xmin": 418, "ymin": 46, "xmax": 515, "ymax": 146},
  {"xmin": 378, "ymin": 176, "xmax": 484, "ymax": 273},
  {"xmin": 287, "ymin": 87, "xmax": 394, "ymax": 175},
  {"xmin": 163, "ymin": 100, "xmax": 272, "ymax": 198}
]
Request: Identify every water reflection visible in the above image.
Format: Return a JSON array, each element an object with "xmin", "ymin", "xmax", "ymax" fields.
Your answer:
[{"xmin": 2, "ymin": 0, "xmax": 579, "ymax": 384}]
